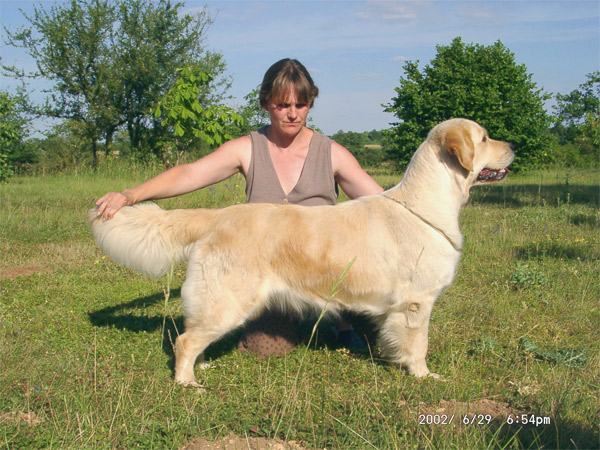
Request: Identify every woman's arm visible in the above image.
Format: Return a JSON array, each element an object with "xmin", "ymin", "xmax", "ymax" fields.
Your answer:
[
  {"xmin": 331, "ymin": 142, "xmax": 383, "ymax": 200},
  {"xmin": 96, "ymin": 136, "xmax": 251, "ymax": 220}
]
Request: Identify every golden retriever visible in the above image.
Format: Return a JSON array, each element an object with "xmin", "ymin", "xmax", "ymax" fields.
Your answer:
[{"xmin": 88, "ymin": 118, "xmax": 514, "ymax": 388}]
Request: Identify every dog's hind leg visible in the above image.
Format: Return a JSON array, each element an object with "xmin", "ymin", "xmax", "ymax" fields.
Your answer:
[
  {"xmin": 174, "ymin": 330, "xmax": 215, "ymax": 390},
  {"xmin": 174, "ymin": 255, "xmax": 264, "ymax": 389},
  {"xmin": 173, "ymin": 300, "xmax": 252, "ymax": 389},
  {"xmin": 174, "ymin": 291, "xmax": 251, "ymax": 389}
]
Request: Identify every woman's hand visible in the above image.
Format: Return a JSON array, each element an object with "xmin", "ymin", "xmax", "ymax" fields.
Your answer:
[{"xmin": 95, "ymin": 191, "xmax": 133, "ymax": 221}]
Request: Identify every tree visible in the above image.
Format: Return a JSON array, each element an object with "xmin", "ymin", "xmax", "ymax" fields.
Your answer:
[
  {"xmin": 552, "ymin": 71, "xmax": 599, "ymax": 164},
  {"xmin": 554, "ymin": 72, "xmax": 600, "ymax": 127},
  {"xmin": 153, "ymin": 65, "xmax": 243, "ymax": 166},
  {"xmin": 4, "ymin": 0, "xmax": 118, "ymax": 167},
  {"xmin": 113, "ymin": 0, "xmax": 228, "ymax": 154},
  {"xmin": 4, "ymin": 0, "xmax": 226, "ymax": 165},
  {"xmin": 384, "ymin": 37, "xmax": 551, "ymax": 170}
]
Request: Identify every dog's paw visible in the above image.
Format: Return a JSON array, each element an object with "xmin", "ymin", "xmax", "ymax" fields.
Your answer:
[
  {"xmin": 177, "ymin": 380, "xmax": 207, "ymax": 393},
  {"xmin": 198, "ymin": 362, "xmax": 214, "ymax": 370}
]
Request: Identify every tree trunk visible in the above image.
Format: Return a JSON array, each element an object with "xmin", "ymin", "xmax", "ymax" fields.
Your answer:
[
  {"xmin": 104, "ymin": 130, "xmax": 114, "ymax": 157},
  {"xmin": 91, "ymin": 139, "xmax": 98, "ymax": 169}
]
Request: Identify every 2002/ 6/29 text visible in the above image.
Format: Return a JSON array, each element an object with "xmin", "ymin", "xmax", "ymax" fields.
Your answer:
[{"xmin": 418, "ymin": 414, "xmax": 493, "ymax": 425}]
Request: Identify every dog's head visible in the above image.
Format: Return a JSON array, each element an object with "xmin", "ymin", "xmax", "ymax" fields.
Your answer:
[{"xmin": 436, "ymin": 118, "xmax": 515, "ymax": 186}]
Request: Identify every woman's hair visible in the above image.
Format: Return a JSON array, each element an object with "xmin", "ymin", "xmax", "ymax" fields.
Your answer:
[{"xmin": 259, "ymin": 59, "xmax": 319, "ymax": 109}]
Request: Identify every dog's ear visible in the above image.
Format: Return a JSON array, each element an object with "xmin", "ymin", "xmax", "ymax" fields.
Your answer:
[{"xmin": 444, "ymin": 126, "xmax": 474, "ymax": 172}]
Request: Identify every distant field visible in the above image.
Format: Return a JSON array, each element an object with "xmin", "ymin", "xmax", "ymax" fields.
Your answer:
[{"xmin": 1, "ymin": 167, "xmax": 598, "ymax": 449}]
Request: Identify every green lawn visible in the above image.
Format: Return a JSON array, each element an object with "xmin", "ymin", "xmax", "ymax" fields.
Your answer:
[{"xmin": 1, "ymin": 167, "xmax": 598, "ymax": 449}]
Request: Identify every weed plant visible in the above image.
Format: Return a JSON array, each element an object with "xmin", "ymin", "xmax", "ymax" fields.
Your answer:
[{"xmin": 0, "ymin": 166, "xmax": 598, "ymax": 449}]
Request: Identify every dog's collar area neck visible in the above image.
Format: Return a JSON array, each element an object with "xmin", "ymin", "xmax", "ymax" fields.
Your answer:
[{"xmin": 382, "ymin": 195, "xmax": 462, "ymax": 251}]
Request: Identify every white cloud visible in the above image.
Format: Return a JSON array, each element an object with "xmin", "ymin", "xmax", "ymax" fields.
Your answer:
[
  {"xmin": 452, "ymin": 3, "xmax": 508, "ymax": 27},
  {"xmin": 355, "ymin": 0, "xmax": 424, "ymax": 22}
]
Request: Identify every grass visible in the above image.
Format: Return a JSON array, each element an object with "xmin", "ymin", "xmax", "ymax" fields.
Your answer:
[{"xmin": 0, "ymin": 165, "xmax": 598, "ymax": 449}]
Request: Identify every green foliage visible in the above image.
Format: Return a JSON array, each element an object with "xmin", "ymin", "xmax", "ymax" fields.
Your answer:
[
  {"xmin": 384, "ymin": 37, "xmax": 551, "ymax": 170},
  {"xmin": 0, "ymin": 90, "xmax": 30, "ymax": 182},
  {"xmin": 330, "ymin": 129, "xmax": 387, "ymax": 167},
  {"xmin": 551, "ymin": 71, "xmax": 599, "ymax": 167},
  {"xmin": 554, "ymin": 72, "xmax": 600, "ymax": 128},
  {"xmin": 509, "ymin": 262, "xmax": 550, "ymax": 290},
  {"xmin": 548, "ymin": 140, "xmax": 598, "ymax": 169},
  {"xmin": 112, "ymin": 0, "xmax": 229, "ymax": 155},
  {"xmin": 7, "ymin": 139, "xmax": 41, "ymax": 170},
  {"xmin": 519, "ymin": 338, "xmax": 588, "ymax": 368},
  {"xmin": 38, "ymin": 122, "xmax": 93, "ymax": 172},
  {"xmin": 232, "ymin": 88, "xmax": 271, "ymax": 136},
  {"xmin": 331, "ymin": 130, "xmax": 367, "ymax": 151},
  {"xmin": 153, "ymin": 65, "xmax": 244, "ymax": 166}
]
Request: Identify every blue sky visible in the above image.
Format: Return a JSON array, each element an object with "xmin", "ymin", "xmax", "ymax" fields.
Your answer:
[{"xmin": 1, "ymin": 0, "xmax": 599, "ymax": 136}]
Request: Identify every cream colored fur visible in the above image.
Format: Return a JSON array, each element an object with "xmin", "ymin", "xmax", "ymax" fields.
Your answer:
[{"xmin": 88, "ymin": 119, "xmax": 515, "ymax": 388}]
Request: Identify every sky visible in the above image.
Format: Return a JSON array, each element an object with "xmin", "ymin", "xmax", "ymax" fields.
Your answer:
[{"xmin": 1, "ymin": 0, "xmax": 599, "ymax": 136}]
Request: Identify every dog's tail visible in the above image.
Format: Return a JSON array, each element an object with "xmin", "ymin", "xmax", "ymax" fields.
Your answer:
[{"xmin": 87, "ymin": 202, "xmax": 216, "ymax": 278}]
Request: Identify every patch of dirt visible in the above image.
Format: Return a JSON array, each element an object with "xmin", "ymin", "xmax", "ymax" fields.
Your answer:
[
  {"xmin": 0, "ymin": 265, "xmax": 49, "ymax": 280},
  {"xmin": 179, "ymin": 432, "xmax": 307, "ymax": 450},
  {"xmin": 0, "ymin": 411, "xmax": 42, "ymax": 426},
  {"xmin": 417, "ymin": 399, "xmax": 524, "ymax": 426}
]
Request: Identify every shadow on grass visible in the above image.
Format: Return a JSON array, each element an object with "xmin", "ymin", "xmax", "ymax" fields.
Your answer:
[
  {"xmin": 515, "ymin": 242, "xmax": 598, "ymax": 262},
  {"xmin": 88, "ymin": 290, "xmax": 177, "ymax": 332},
  {"xmin": 87, "ymin": 289, "xmax": 243, "ymax": 374},
  {"xmin": 87, "ymin": 293, "xmax": 382, "ymax": 377},
  {"xmin": 569, "ymin": 213, "xmax": 600, "ymax": 227},
  {"xmin": 469, "ymin": 183, "xmax": 599, "ymax": 208},
  {"xmin": 491, "ymin": 414, "xmax": 598, "ymax": 450}
]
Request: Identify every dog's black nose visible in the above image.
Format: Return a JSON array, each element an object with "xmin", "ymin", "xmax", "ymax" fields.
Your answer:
[{"xmin": 509, "ymin": 143, "xmax": 515, "ymax": 151}]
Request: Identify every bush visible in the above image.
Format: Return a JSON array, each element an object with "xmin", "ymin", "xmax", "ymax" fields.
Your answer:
[
  {"xmin": 384, "ymin": 37, "xmax": 551, "ymax": 170},
  {"xmin": 550, "ymin": 142, "xmax": 598, "ymax": 169}
]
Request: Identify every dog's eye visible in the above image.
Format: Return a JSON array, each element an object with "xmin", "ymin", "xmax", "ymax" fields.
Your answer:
[{"xmin": 482, "ymin": 135, "xmax": 488, "ymax": 143}]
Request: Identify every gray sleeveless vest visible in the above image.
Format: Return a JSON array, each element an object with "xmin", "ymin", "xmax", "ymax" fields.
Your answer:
[{"xmin": 245, "ymin": 127, "xmax": 338, "ymax": 206}]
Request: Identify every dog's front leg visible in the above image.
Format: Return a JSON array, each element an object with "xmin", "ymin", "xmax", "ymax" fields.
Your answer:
[{"xmin": 380, "ymin": 300, "xmax": 440, "ymax": 378}]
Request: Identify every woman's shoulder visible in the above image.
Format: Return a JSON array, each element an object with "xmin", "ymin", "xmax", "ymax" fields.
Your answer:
[
  {"xmin": 330, "ymin": 139, "xmax": 349, "ymax": 156},
  {"xmin": 209, "ymin": 134, "xmax": 252, "ymax": 173},
  {"xmin": 224, "ymin": 134, "xmax": 252, "ymax": 150},
  {"xmin": 330, "ymin": 140, "xmax": 359, "ymax": 172}
]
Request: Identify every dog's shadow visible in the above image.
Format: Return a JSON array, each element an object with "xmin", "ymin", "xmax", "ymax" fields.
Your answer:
[
  {"xmin": 88, "ymin": 291, "xmax": 380, "ymax": 376},
  {"xmin": 87, "ymin": 289, "xmax": 242, "ymax": 372},
  {"xmin": 88, "ymin": 290, "xmax": 178, "ymax": 333}
]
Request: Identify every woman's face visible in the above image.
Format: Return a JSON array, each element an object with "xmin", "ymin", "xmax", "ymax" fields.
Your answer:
[{"xmin": 266, "ymin": 88, "xmax": 310, "ymax": 138}]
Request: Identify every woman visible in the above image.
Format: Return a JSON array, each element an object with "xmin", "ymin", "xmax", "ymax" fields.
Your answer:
[{"xmin": 96, "ymin": 58, "xmax": 383, "ymax": 356}]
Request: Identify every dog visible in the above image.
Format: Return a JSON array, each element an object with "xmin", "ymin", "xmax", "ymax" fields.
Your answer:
[{"xmin": 88, "ymin": 118, "xmax": 514, "ymax": 388}]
